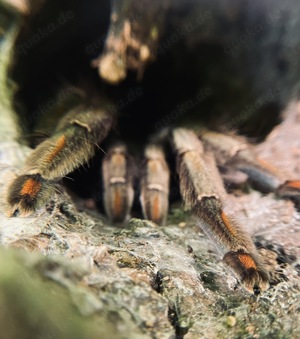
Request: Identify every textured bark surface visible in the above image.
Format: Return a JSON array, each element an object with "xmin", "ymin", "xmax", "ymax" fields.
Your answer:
[{"xmin": 0, "ymin": 1, "xmax": 300, "ymax": 338}]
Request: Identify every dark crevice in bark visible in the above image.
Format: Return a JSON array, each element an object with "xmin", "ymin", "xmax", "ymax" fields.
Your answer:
[
  {"xmin": 167, "ymin": 301, "xmax": 190, "ymax": 339},
  {"xmin": 152, "ymin": 271, "xmax": 191, "ymax": 338}
]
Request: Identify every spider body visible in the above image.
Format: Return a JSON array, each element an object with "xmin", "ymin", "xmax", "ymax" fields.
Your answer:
[{"xmin": 5, "ymin": 0, "xmax": 300, "ymax": 294}]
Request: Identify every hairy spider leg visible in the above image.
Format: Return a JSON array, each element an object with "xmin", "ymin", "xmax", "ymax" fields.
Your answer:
[
  {"xmin": 102, "ymin": 144, "xmax": 134, "ymax": 223},
  {"xmin": 172, "ymin": 128, "xmax": 269, "ymax": 294},
  {"xmin": 201, "ymin": 130, "xmax": 300, "ymax": 208},
  {"xmin": 140, "ymin": 144, "xmax": 170, "ymax": 225},
  {"xmin": 7, "ymin": 104, "xmax": 114, "ymax": 217}
]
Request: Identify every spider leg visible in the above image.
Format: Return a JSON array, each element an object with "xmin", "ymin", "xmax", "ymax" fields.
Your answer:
[
  {"xmin": 7, "ymin": 104, "xmax": 114, "ymax": 217},
  {"xmin": 201, "ymin": 130, "xmax": 300, "ymax": 207},
  {"xmin": 276, "ymin": 180, "xmax": 300, "ymax": 210},
  {"xmin": 140, "ymin": 144, "xmax": 170, "ymax": 225},
  {"xmin": 102, "ymin": 143, "xmax": 134, "ymax": 223},
  {"xmin": 172, "ymin": 128, "xmax": 269, "ymax": 294}
]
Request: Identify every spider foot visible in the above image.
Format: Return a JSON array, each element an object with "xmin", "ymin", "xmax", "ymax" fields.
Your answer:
[
  {"xmin": 7, "ymin": 174, "xmax": 55, "ymax": 217},
  {"xmin": 276, "ymin": 180, "xmax": 300, "ymax": 210},
  {"xmin": 224, "ymin": 250, "xmax": 269, "ymax": 294}
]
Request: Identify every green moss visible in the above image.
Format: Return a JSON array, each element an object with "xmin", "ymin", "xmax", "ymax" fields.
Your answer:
[
  {"xmin": 0, "ymin": 249, "xmax": 126, "ymax": 339},
  {"xmin": 166, "ymin": 206, "xmax": 190, "ymax": 225},
  {"xmin": 0, "ymin": 1, "xmax": 21, "ymax": 140}
]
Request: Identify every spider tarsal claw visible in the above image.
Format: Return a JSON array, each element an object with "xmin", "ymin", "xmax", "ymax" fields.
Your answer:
[{"xmin": 224, "ymin": 251, "xmax": 270, "ymax": 294}]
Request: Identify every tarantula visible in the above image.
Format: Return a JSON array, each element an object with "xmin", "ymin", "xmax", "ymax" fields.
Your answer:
[{"xmin": 5, "ymin": 0, "xmax": 300, "ymax": 294}]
